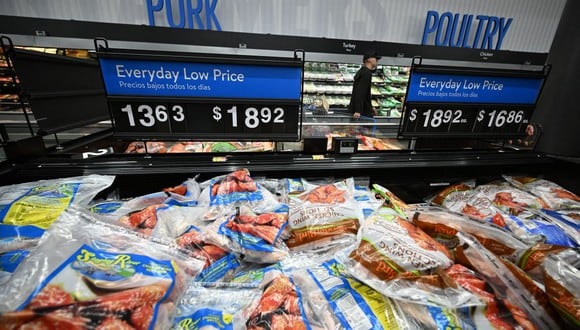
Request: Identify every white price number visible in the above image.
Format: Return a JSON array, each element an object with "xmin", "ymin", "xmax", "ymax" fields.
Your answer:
[
  {"xmin": 486, "ymin": 110, "xmax": 524, "ymax": 128},
  {"xmin": 120, "ymin": 104, "xmax": 184, "ymax": 127},
  {"xmin": 212, "ymin": 106, "xmax": 285, "ymax": 129},
  {"xmin": 421, "ymin": 109, "xmax": 464, "ymax": 128}
]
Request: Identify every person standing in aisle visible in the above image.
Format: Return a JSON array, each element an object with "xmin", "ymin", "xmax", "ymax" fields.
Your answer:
[{"xmin": 348, "ymin": 50, "xmax": 380, "ymax": 119}]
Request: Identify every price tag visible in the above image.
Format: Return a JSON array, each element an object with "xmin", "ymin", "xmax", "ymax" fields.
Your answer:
[
  {"xmin": 402, "ymin": 104, "xmax": 533, "ymax": 137},
  {"xmin": 109, "ymin": 99, "xmax": 300, "ymax": 140},
  {"xmin": 96, "ymin": 48, "xmax": 303, "ymax": 141},
  {"xmin": 399, "ymin": 63, "xmax": 547, "ymax": 139}
]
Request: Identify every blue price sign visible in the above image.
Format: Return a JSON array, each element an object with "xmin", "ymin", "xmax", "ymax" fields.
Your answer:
[
  {"xmin": 96, "ymin": 48, "xmax": 304, "ymax": 140},
  {"xmin": 400, "ymin": 64, "xmax": 547, "ymax": 138},
  {"xmin": 406, "ymin": 72, "xmax": 543, "ymax": 104},
  {"xmin": 99, "ymin": 58, "xmax": 302, "ymax": 100}
]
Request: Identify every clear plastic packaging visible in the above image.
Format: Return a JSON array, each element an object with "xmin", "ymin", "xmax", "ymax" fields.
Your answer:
[
  {"xmin": 286, "ymin": 178, "xmax": 363, "ymax": 252},
  {"xmin": 245, "ymin": 274, "xmax": 312, "ymax": 330},
  {"xmin": 154, "ymin": 205, "xmax": 241, "ymax": 282},
  {"xmin": 198, "ymin": 169, "xmax": 280, "ymax": 220},
  {"xmin": 410, "ymin": 206, "xmax": 529, "ymax": 259},
  {"xmin": 341, "ymin": 207, "xmax": 481, "ymax": 308},
  {"xmin": 203, "ymin": 205, "xmax": 290, "ymax": 264},
  {"xmin": 0, "ymin": 207, "xmax": 204, "ymax": 329},
  {"xmin": 171, "ymin": 283, "xmax": 261, "ymax": 330},
  {"xmin": 474, "ymin": 181, "xmax": 550, "ymax": 213},
  {"xmin": 291, "ymin": 258, "xmax": 414, "ymax": 330},
  {"xmin": 542, "ymin": 250, "xmax": 580, "ymax": 326},
  {"xmin": 503, "ymin": 175, "xmax": 580, "ymax": 210},
  {"xmin": 0, "ymin": 175, "xmax": 115, "ymax": 283},
  {"xmin": 457, "ymin": 232, "xmax": 562, "ymax": 330}
]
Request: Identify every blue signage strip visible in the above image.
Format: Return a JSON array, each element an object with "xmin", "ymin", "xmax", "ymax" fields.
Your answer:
[
  {"xmin": 406, "ymin": 72, "xmax": 543, "ymax": 104},
  {"xmin": 98, "ymin": 58, "xmax": 302, "ymax": 100}
]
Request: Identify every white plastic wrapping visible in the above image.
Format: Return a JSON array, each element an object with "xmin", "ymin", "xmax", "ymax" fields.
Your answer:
[
  {"xmin": 171, "ymin": 283, "xmax": 261, "ymax": 330},
  {"xmin": 198, "ymin": 169, "xmax": 280, "ymax": 220},
  {"xmin": 340, "ymin": 207, "xmax": 481, "ymax": 309},
  {"xmin": 457, "ymin": 232, "xmax": 562, "ymax": 330},
  {"xmin": 286, "ymin": 178, "xmax": 363, "ymax": 252},
  {"xmin": 503, "ymin": 175, "xmax": 580, "ymax": 210},
  {"xmin": 0, "ymin": 208, "xmax": 204, "ymax": 329},
  {"xmin": 0, "ymin": 175, "xmax": 115, "ymax": 283}
]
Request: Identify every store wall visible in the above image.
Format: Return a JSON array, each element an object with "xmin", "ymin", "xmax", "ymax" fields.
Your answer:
[
  {"xmin": 533, "ymin": 0, "xmax": 580, "ymax": 157},
  {"xmin": 0, "ymin": 0, "xmax": 566, "ymax": 53}
]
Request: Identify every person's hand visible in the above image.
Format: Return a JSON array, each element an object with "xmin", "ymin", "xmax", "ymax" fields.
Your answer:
[
  {"xmin": 372, "ymin": 107, "xmax": 378, "ymax": 116},
  {"xmin": 353, "ymin": 112, "xmax": 361, "ymax": 119}
]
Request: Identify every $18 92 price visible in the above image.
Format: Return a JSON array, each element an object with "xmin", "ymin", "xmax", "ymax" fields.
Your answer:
[
  {"xmin": 408, "ymin": 107, "xmax": 527, "ymax": 129},
  {"xmin": 212, "ymin": 105, "xmax": 285, "ymax": 129}
]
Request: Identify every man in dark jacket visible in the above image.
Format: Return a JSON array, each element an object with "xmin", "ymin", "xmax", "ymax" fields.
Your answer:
[{"xmin": 348, "ymin": 50, "xmax": 380, "ymax": 119}]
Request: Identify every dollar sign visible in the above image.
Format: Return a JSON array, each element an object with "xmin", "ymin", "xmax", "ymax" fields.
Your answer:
[
  {"xmin": 477, "ymin": 110, "xmax": 485, "ymax": 122},
  {"xmin": 409, "ymin": 109, "xmax": 417, "ymax": 121},
  {"xmin": 212, "ymin": 106, "xmax": 222, "ymax": 121}
]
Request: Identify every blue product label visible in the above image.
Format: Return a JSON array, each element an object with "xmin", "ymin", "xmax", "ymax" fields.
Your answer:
[
  {"xmin": 307, "ymin": 260, "xmax": 382, "ymax": 330},
  {"xmin": 209, "ymin": 182, "xmax": 264, "ymax": 206},
  {"xmin": 90, "ymin": 201, "xmax": 124, "ymax": 214},
  {"xmin": 426, "ymin": 306, "xmax": 476, "ymax": 330},
  {"xmin": 406, "ymin": 72, "xmax": 543, "ymax": 104},
  {"xmin": 543, "ymin": 210, "xmax": 580, "ymax": 231},
  {"xmin": 0, "ymin": 223, "xmax": 45, "ymax": 239},
  {"xmin": 195, "ymin": 253, "xmax": 240, "ymax": 283},
  {"xmin": 509, "ymin": 215, "xmax": 577, "ymax": 247},
  {"xmin": 286, "ymin": 178, "xmax": 305, "ymax": 194},
  {"xmin": 173, "ymin": 308, "xmax": 233, "ymax": 330},
  {"xmin": 0, "ymin": 249, "xmax": 30, "ymax": 273},
  {"xmin": 218, "ymin": 213, "xmax": 287, "ymax": 253},
  {"xmin": 232, "ymin": 263, "xmax": 282, "ymax": 285},
  {"xmin": 16, "ymin": 244, "xmax": 177, "ymax": 330},
  {"xmin": 99, "ymin": 58, "xmax": 302, "ymax": 100}
]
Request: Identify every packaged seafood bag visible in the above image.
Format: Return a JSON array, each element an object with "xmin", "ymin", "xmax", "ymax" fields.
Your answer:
[
  {"xmin": 0, "ymin": 175, "xmax": 115, "ymax": 283},
  {"xmin": 341, "ymin": 207, "xmax": 480, "ymax": 308},
  {"xmin": 94, "ymin": 177, "xmax": 203, "ymax": 235},
  {"xmin": 286, "ymin": 178, "xmax": 364, "ymax": 252},
  {"xmin": 503, "ymin": 175, "xmax": 580, "ymax": 210},
  {"xmin": 0, "ymin": 207, "xmax": 205, "ymax": 330},
  {"xmin": 205, "ymin": 205, "xmax": 290, "ymax": 263},
  {"xmin": 244, "ymin": 274, "xmax": 312, "ymax": 330},
  {"xmin": 198, "ymin": 169, "xmax": 280, "ymax": 220},
  {"xmin": 410, "ymin": 207, "xmax": 529, "ymax": 259},
  {"xmin": 291, "ymin": 258, "xmax": 416, "ymax": 330},
  {"xmin": 456, "ymin": 232, "xmax": 563, "ymax": 330},
  {"xmin": 154, "ymin": 205, "xmax": 241, "ymax": 283},
  {"xmin": 171, "ymin": 283, "xmax": 261, "ymax": 330},
  {"xmin": 542, "ymin": 250, "xmax": 580, "ymax": 327}
]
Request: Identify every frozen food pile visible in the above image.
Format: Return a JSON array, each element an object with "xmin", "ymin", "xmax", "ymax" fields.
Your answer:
[{"xmin": 0, "ymin": 170, "xmax": 578, "ymax": 329}]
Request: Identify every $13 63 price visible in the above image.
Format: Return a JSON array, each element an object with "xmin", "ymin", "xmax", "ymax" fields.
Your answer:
[
  {"xmin": 212, "ymin": 105, "xmax": 285, "ymax": 129},
  {"xmin": 120, "ymin": 104, "xmax": 185, "ymax": 127}
]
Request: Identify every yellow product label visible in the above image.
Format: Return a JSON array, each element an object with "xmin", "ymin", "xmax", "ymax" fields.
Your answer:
[
  {"xmin": 3, "ymin": 183, "xmax": 78, "ymax": 229},
  {"xmin": 346, "ymin": 278, "xmax": 402, "ymax": 330}
]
